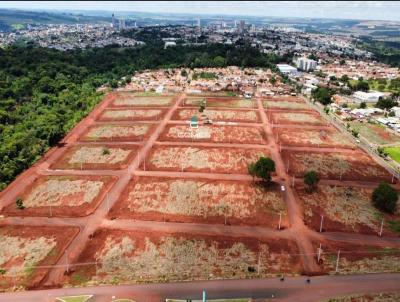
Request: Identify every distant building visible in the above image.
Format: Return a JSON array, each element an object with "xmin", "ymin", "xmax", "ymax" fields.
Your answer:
[
  {"xmin": 296, "ymin": 57, "xmax": 317, "ymax": 71},
  {"xmin": 164, "ymin": 41, "xmax": 177, "ymax": 49},
  {"xmin": 353, "ymin": 91, "xmax": 385, "ymax": 103},
  {"xmin": 239, "ymin": 20, "xmax": 245, "ymax": 33},
  {"xmin": 277, "ymin": 64, "xmax": 298, "ymax": 76},
  {"xmin": 111, "ymin": 13, "xmax": 118, "ymax": 28},
  {"xmin": 119, "ymin": 19, "xmax": 126, "ymax": 31}
]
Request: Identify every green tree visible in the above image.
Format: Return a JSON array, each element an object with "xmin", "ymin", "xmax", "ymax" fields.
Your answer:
[
  {"xmin": 372, "ymin": 182, "xmax": 398, "ymax": 214},
  {"xmin": 304, "ymin": 170, "xmax": 320, "ymax": 192},
  {"xmin": 180, "ymin": 69, "xmax": 188, "ymax": 77},
  {"xmin": 376, "ymin": 98, "xmax": 398, "ymax": 110},
  {"xmin": 248, "ymin": 162, "xmax": 256, "ymax": 182},
  {"xmin": 251, "ymin": 157, "xmax": 275, "ymax": 184},
  {"xmin": 312, "ymin": 87, "xmax": 333, "ymax": 105},
  {"xmin": 359, "ymin": 102, "xmax": 367, "ymax": 109}
]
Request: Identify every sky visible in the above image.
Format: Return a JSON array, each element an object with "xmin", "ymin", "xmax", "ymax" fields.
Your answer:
[{"xmin": 1, "ymin": 1, "xmax": 400, "ymax": 21}]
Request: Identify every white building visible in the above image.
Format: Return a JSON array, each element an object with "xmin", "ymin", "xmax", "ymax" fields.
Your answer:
[
  {"xmin": 164, "ymin": 41, "xmax": 177, "ymax": 49},
  {"xmin": 296, "ymin": 57, "xmax": 317, "ymax": 71},
  {"xmin": 353, "ymin": 91, "xmax": 385, "ymax": 103},
  {"xmin": 277, "ymin": 64, "xmax": 298, "ymax": 76}
]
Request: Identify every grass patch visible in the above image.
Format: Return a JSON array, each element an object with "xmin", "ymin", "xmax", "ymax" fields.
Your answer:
[
  {"xmin": 56, "ymin": 295, "xmax": 92, "ymax": 302},
  {"xmin": 384, "ymin": 147, "xmax": 400, "ymax": 163},
  {"xmin": 388, "ymin": 220, "xmax": 400, "ymax": 233},
  {"xmin": 71, "ymin": 273, "xmax": 89, "ymax": 284}
]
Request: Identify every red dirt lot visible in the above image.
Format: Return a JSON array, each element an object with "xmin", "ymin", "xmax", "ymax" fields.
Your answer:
[
  {"xmin": 146, "ymin": 145, "xmax": 270, "ymax": 174},
  {"xmin": 159, "ymin": 125, "xmax": 267, "ymax": 144},
  {"xmin": 0, "ymin": 225, "xmax": 79, "ymax": 290},
  {"xmin": 97, "ymin": 108, "xmax": 166, "ymax": 122},
  {"xmin": 172, "ymin": 108, "xmax": 260, "ymax": 123},
  {"xmin": 275, "ymin": 127, "xmax": 355, "ymax": 149},
  {"xmin": 312, "ymin": 240, "xmax": 400, "ymax": 275},
  {"xmin": 111, "ymin": 95, "xmax": 174, "ymax": 107},
  {"xmin": 1, "ymin": 175, "xmax": 117, "ymax": 218},
  {"xmin": 50, "ymin": 144, "xmax": 138, "ymax": 170},
  {"xmin": 281, "ymin": 150, "xmax": 392, "ymax": 182},
  {"xmin": 269, "ymin": 110, "xmax": 327, "ymax": 126},
  {"xmin": 295, "ymin": 184, "xmax": 400, "ymax": 236},
  {"xmin": 182, "ymin": 97, "xmax": 256, "ymax": 108},
  {"xmin": 109, "ymin": 177, "xmax": 288, "ymax": 227},
  {"xmin": 79, "ymin": 123, "xmax": 156, "ymax": 142},
  {"xmin": 262, "ymin": 97, "xmax": 311, "ymax": 111},
  {"xmin": 66, "ymin": 229, "xmax": 302, "ymax": 286}
]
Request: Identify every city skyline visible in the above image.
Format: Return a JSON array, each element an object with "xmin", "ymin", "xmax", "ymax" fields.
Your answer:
[{"xmin": 1, "ymin": 1, "xmax": 400, "ymax": 21}]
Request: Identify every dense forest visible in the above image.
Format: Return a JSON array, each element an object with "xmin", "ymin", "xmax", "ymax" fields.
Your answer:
[
  {"xmin": 357, "ymin": 37, "xmax": 400, "ymax": 67},
  {"xmin": 0, "ymin": 41, "xmax": 290, "ymax": 190}
]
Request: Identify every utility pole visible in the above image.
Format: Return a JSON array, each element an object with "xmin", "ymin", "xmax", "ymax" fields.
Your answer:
[
  {"xmin": 278, "ymin": 212, "xmax": 282, "ymax": 230},
  {"xmin": 379, "ymin": 219, "xmax": 384, "ymax": 237},
  {"xmin": 317, "ymin": 243, "xmax": 322, "ymax": 263},
  {"xmin": 319, "ymin": 215, "xmax": 324, "ymax": 232},
  {"xmin": 335, "ymin": 250, "xmax": 341, "ymax": 273}
]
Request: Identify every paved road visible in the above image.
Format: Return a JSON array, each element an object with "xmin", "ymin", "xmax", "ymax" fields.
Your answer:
[{"xmin": 0, "ymin": 274, "xmax": 399, "ymax": 302}]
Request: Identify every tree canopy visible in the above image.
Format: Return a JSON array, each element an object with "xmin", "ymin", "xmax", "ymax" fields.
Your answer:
[
  {"xmin": 249, "ymin": 157, "xmax": 276, "ymax": 184},
  {"xmin": 372, "ymin": 182, "xmax": 398, "ymax": 214},
  {"xmin": 304, "ymin": 170, "xmax": 320, "ymax": 192}
]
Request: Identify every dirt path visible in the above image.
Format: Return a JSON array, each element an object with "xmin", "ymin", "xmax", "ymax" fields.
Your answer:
[
  {"xmin": 43, "ymin": 94, "xmax": 185, "ymax": 286},
  {"xmin": 256, "ymin": 98, "xmax": 321, "ymax": 274}
]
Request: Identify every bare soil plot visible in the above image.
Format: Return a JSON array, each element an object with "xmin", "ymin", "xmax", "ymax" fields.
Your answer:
[
  {"xmin": 173, "ymin": 108, "xmax": 260, "ymax": 123},
  {"xmin": 1, "ymin": 175, "xmax": 116, "ymax": 217},
  {"xmin": 296, "ymin": 184, "xmax": 400, "ymax": 235},
  {"xmin": 0, "ymin": 225, "xmax": 78, "ymax": 290},
  {"xmin": 313, "ymin": 240, "xmax": 400, "ymax": 275},
  {"xmin": 322, "ymin": 291, "xmax": 400, "ymax": 302},
  {"xmin": 183, "ymin": 97, "xmax": 255, "ymax": 108},
  {"xmin": 110, "ymin": 177, "xmax": 287, "ymax": 227},
  {"xmin": 98, "ymin": 108, "xmax": 165, "ymax": 122},
  {"xmin": 349, "ymin": 120, "xmax": 400, "ymax": 145},
  {"xmin": 80, "ymin": 124, "xmax": 154, "ymax": 142},
  {"xmin": 276, "ymin": 128, "xmax": 355, "ymax": 148},
  {"xmin": 112, "ymin": 96, "xmax": 174, "ymax": 107},
  {"xmin": 281, "ymin": 150, "xmax": 392, "ymax": 182},
  {"xmin": 67, "ymin": 229, "xmax": 302, "ymax": 286},
  {"xmin": 147, "ymin": 145, "xmax": 270, "ymax": 174},
  {"xmin": 51, "ymin": 145, "xmax": 138, "ymax": 170},
  {"xmin": 269, "ymin": 111, "xmax": 326, "ymax": 126},
  {"xmin": 159, "ymin": 125, "xmax": 267, "ymax": 144},
  {"xmin": 262, "ymin": 100, "xmax": 311, "ymax": 110}
]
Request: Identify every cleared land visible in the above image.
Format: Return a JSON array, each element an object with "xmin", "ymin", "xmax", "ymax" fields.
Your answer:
[
  {"xmin": 349, "ymin": 121, "xmax": 400, "ymax": 145},
  {"xmin": 322, "ymin": 291, "xmax": 400, "ymax": 302},
  {"xmin": 183, "ymin": 97, "xmax": 255, "ymax": 108},
  {"xmin": 98, "ymin": 109, "xmax": 165, "ymax": 122},
  {"xmin": 51, "ymin": 145, "xmax": 138, "ymax": 170},
  {"xmin": 173, "ymin": 108, "xmax": 260, "ymax": 123},
  {"xmin": 269, "ymin": 111, "xmax": 326, "ymax": 126},
  {"xmin": 81, "ymin": 124, "xmax": 154, "ymax": 142},
  {"xmin": 110, "ymin": 177, "xmax": 287, "ymax": 227},
  {"xmin": 67, "ymin": 230, "xmax": 302, "ymax": 286},
  {"xmin": 159, "ymin": 125, "xmax": 266, "ymax": 144},
  {"xmin": 112, "ymin": 96, "xmax": 173, "ymax": 107},
  {"xmin": 315, "ymin": 240, "xmax": 400, "ymax": 275},
  {"xmin": 282, "ymin": 150, "xmax": 391, "ymax": 182},
  {"xmin": 1, "ymin": 175, "xmax": 116, "ymax": 217},
  {"xmin": 0, "ymin": 225, "xmax": 78, "ymax": 290},
  {"xmin": 276, "ymin": 128, "xmax": 354, "ymax": 148},
  {"xmin": 147, "ymin": 146, "xmax": 269, "ymax": 174},
  {"xmin": 262, "ymin": 100, "xmax": 311, "ymax": 110},
  {"xmin": 296, "ymin": 184, "xmax": 400, "ymax": 235}
]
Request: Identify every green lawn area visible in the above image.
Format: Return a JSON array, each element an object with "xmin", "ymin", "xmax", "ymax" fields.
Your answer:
[
  {"xmin": 384, "ymin": 146, "xmax": 400, "ymax": 163},
  {"xmin": 56, "ymin": 295, "xmax": 92, "ymax": 302}
]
